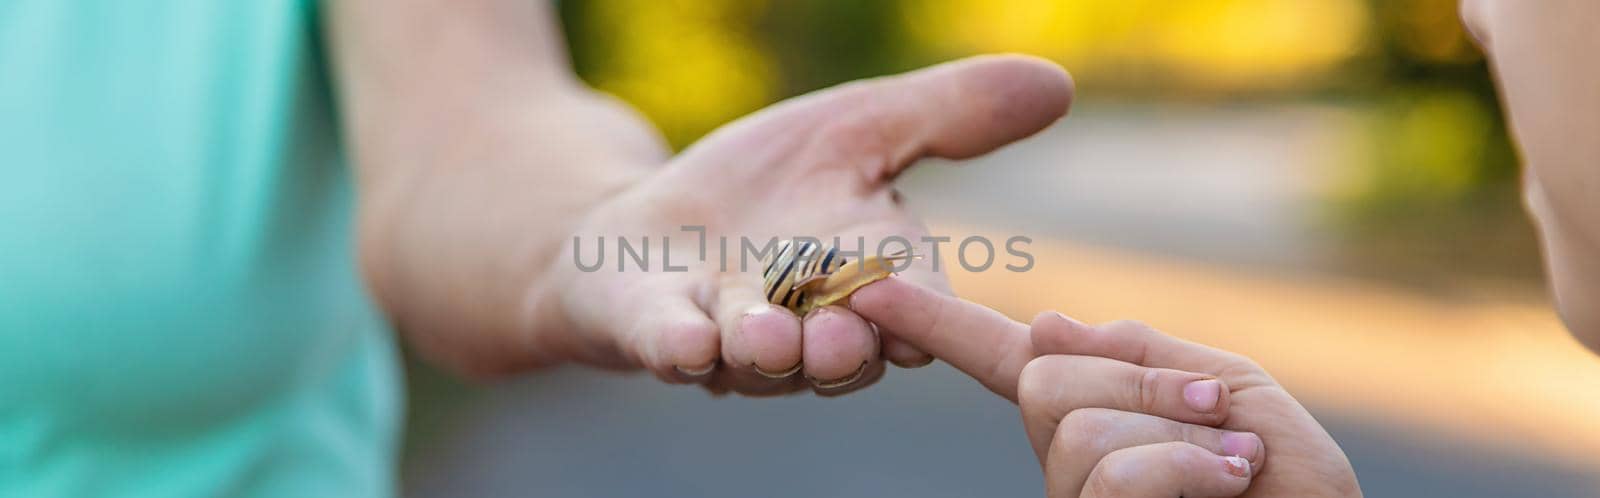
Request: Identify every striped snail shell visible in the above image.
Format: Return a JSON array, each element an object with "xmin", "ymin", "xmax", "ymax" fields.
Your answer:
[
  {"xmin": 761, "ymin": 239, "xmax": 914, "ymax": 315},
  {"xmin": 762, "ymin": 239, "xmax": 844, "ymax": 313}
]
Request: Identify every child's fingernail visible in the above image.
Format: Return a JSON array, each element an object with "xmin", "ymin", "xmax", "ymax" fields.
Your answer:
[
  {"xmin": 1183, "ymin": 379, "xmax": 1222, "ymax": 413},
  {"xmin": 1222, "ymin": 455, "xmax": 1252, "ymax": 478},
  {"xmin": 1221, "ymin": 432, "xmax": 1262, "ymax": 463}
]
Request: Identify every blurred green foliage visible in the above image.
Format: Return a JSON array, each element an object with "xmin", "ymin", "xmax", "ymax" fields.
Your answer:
[
  {"xmin": 1330, "ymin": 0, "xmax": 1533, "ymax": 286},
  {"xmin": 1346, "ymin": 0, "xmax": 1516, "ymax": 204}
]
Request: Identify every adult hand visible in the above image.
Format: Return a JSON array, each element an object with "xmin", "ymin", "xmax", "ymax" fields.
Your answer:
[
  {"xmin": 532, "ymin": 55, "xmax": 1074, "ymax": 396},
  {"xmin": 333, "ymin": 2, "xmax": 1076, "ymax": 393},
  {"xmin": 852, "ymin": 278, "xmax": 1362, "ymax": 496}
]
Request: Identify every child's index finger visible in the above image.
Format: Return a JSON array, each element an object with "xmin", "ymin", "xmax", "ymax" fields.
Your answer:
[{"xmin": 849, "ymin": 277, "xmax": 1033, "ymax": 401}]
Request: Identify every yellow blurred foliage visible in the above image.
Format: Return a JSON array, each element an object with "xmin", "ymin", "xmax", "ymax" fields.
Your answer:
[
  {"xmin": 573, "ymin": 0, "xmax": 1479, "ymax": 149},
  {"xmin": 577, "ymin": 0, "xmax": 776, "ymax": 146},
  {"xmin": 902, "ymin": 0, "xmax": 1369, "ymax": 91}
]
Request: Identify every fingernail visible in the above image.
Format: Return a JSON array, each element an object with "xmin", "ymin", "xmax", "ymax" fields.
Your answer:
[
  {"xmin": 743, "ymin": 306, "xmax": 800, "ymax": 378},
  {"xmin": 742, "ymin": 305, "xmax": 790, "ymax": 332},
  {"xmin": 674, "ymin": 362, "xmax": 716, "ymax": 377},
  {"xmin": 889, "ymin": 355, "xmax": 935, "ymax": 369},
  {"xmin": 809, "ymin": 361, "xmax": 868, "ymax": 389},
  {"xmin": 753, "ymin": 361, "xmax": 802, "ymax": 379},
  {"xmin": 1183, "ymin": 379, "xmax": 1222, "ymax": 413},
  {"xmin": 802, "ymin": 305, "xmax": 831, "ymax": 322},
  {"xmin": 1222, "ymin": 455, "xmax": 1251, "ymax": 478},
  {"xmin": 744, "ymin": 304, "xmax": 782, "ymax": 320},
  {"xmin": 1221, "ymin": 432, "xmax": 1262, "ymax": 463}
]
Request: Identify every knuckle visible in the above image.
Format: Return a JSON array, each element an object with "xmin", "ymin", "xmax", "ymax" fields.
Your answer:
[
  {"xmin": 984, "ymin": 333, "xmax": 1032, "ymax": 395},
  {"xmin": 1168, "ymin": 442, "xmax": 1213, "ymax": 469},
  {"xmin": 1028, "ymin": 310, "xmax": 1066, "ymax": 333},
  {"xmin": 1175, "ymin": 423, "xmax": 1211, "ymax": 448},
  {"xmin": 1134, "ymin": 368, "xmax": 1162, "ymax": 413},
  {"xmin": 1057, "ymin": 409, "xmax": 1116, "ymax": 456},
  {"xmin": 1085, "ymin": 458, "xmax": 1137, "ymax": 496},
  {"xmin": 1101, "ymin": 319, "xmax": 1157, "ymax": 364}
]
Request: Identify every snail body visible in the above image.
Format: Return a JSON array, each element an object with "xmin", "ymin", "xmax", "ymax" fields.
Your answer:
[{"xmin": 761, "ymin": 240, "xmax": 913, "ymax": 315}]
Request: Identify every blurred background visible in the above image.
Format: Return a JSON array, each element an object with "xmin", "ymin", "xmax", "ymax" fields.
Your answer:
[{"xmin": 403, "ymin": 1, "xmax": 1600, "ymax": 496}]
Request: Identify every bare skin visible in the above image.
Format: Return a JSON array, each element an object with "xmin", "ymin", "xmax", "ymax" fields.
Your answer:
[
  {"xmin": 1463, "ymin": 0, "xmax": 1600, "ymax": 351},
  {"xmin": 853, "ymin": 278, "xmax": 1362, "ymax": 497},
  {"xmin": 324, "ymin": 1, "xmax": 1072, "ymax": 395}
]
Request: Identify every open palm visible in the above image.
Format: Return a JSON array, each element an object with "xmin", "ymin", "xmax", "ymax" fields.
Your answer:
[{"xmin": 541, "ymin": 55, "xmax": 1073, "ymax": 395}]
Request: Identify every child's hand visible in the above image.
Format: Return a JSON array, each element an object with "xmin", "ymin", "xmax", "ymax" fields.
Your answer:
[{"xmin": 852, "ymin": 278, "xmax": 1361, "ymax": 497}]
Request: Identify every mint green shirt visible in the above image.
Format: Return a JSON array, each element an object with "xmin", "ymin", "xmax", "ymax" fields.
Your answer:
[{"xmin": 0, "ymin": 2, "xmax": 400, "ymax": 496}]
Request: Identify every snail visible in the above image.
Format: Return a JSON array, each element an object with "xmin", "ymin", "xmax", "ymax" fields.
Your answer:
[{"xmin": 761, "ymin": 239, "xmax": 916, "ymax": 315}]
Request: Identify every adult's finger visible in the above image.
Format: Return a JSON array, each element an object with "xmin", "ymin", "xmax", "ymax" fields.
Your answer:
[
  {"xmin": 849, "ymin": 277, "xmax": 1033, "ymax": 399},
  {"xmin": 691, "ymin": 54, "xmax": 1073, "ymax": 185},
  {"xmin": 1017, "ymin": 354, "xmax": 1232, "ymax": 459},
  {"xmin": 626, "ymin": 291, "xmax": 721, "ymax": 385},
  {"xmin": 710, "ymin": 273, "xmax": 805, "ymax": 392},
  {"xmin": 1074, "ymin": 442, "xmax": 1253, "ymax": 498},
  {"xmin": 800, "ymin": 305, "xmax": 882, "ymax": 389},
  {"xmin": 1045, "ymin": 408, "xmax": 1264, "ymax": 497},
  {"xmin": 821, "ymin": 54, "xmax": 1075, "ymax": 180},
  {"xmin": 812, "ymin": 353, "xmax": 888, "ymax": 397},
  {"xmin": 882, "ymin": 333, "xmax": 934, "ymax": 368}
]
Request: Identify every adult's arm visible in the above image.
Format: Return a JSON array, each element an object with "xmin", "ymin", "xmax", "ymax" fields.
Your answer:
[{"xmin": 325, "ymin": 0, "xmax": 663, "ymax": 374}]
